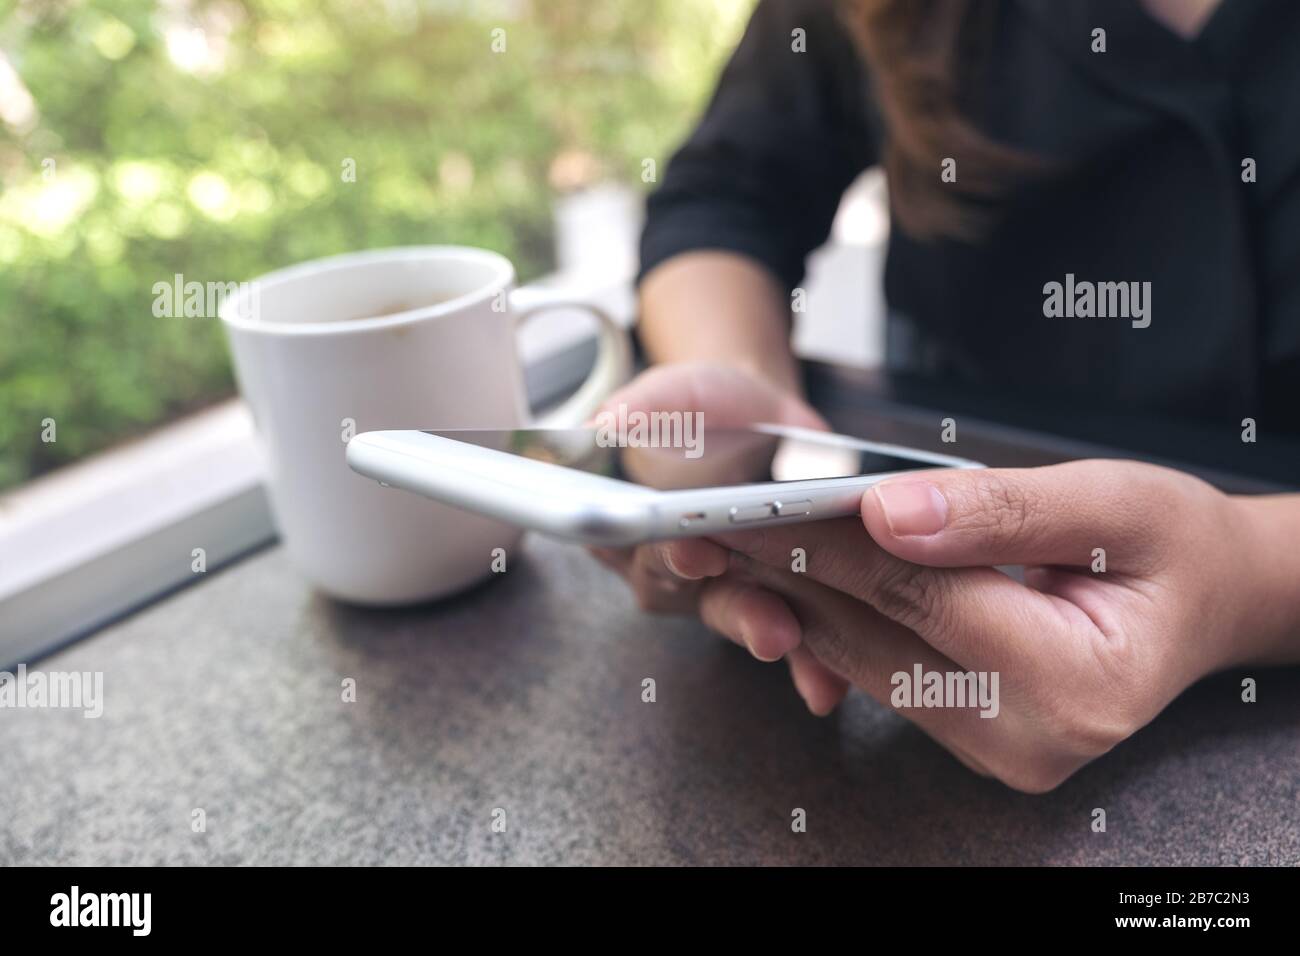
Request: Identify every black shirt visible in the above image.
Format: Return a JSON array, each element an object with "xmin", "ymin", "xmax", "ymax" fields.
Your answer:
[{"xmin": 639, "ymin": 0, "xmax": 1300, "ymax": 432}]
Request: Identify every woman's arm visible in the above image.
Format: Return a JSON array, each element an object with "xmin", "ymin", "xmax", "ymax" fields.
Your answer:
[
  {"xmin": 636, "ymin": 0, "xmax": 876, "ymax": 369},
  {"xmin": 638, "ymin": 251, "xmax": 802, "ymax": 396},
  {"xmin": 600, "ymin": 0, "xmax": 881, "ymax": 712}
]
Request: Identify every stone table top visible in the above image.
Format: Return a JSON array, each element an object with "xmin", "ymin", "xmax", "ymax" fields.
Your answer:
[{"xmin": 3, "ymin": 530, "xmax": 1297, "ymax": 865}]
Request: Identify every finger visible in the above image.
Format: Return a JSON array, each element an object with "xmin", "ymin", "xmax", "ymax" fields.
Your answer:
[
  {"xmin": 730, "ymin": 555, "xmax": 1013, "ymax": 752},
  {"xmin": 713, "ymin": 519, "xmax": 1069, "ymax": 678},
  {"xmin": 697, "ymin": 579, "xmax": 801, "ymax": 662},
  {"xmin": 627, "ymin": 538, "xmax": 728, "ymax": 591},
  {"xmin": 730, "ymin": 553, "xmax": 957, "ymax": 696},
  {"xmin": 784, "ymin": 645, "xmax": 850, "ymax": 716},
  {"xmin": 597, "ymin": 362, "xmax": 828, "ymax": 430},
  {"xmin": 624, "ymin": 545, "xmax": 708, "ymax": 615},
  {"xmin": 657, "ymin": 537, "xmax": 731, "ymax": 581},
  {"xmin": 629, "ymin": 547, "xmax": 688, "ymax": 596},
  {"xmin": 861, "ymin": 460, "xmax": 1171, "ymax": 572}
]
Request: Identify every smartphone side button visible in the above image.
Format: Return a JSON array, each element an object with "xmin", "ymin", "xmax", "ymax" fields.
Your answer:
[
  {"xmin": 729, "ymin": 503, "xmax": 775, "ymax": 523},
  {"xmin": 773, "ymin": 499, "xmax": 811, "ymax": 517}
]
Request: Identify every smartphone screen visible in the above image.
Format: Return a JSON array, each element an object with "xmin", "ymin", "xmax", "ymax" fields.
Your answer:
[{"xmin": 422, "ymin": 427, "xmax": 953, "ymax": 492}]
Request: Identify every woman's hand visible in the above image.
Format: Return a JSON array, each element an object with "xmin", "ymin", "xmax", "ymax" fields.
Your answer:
[
  {"xmin": 588, "ymin": 363, "xmax": 1300, "ymax": 792},
  {"xmin": 707, "ymin": 459, "xmax": 1296, "ymax": 792},
  {"xmin": 588, "ymin": 360, "xmax": 855, "ymax": 708}
]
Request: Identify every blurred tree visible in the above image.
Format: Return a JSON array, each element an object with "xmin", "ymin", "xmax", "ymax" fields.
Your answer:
[{"xmin": 0, "ymin": 0, "xmax": 751, "ymax": 488}]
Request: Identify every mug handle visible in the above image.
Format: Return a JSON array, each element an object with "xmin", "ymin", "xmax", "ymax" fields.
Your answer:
[{"xmin": 512, "ymin": 291, "xmax": 632, "ymax": 427}]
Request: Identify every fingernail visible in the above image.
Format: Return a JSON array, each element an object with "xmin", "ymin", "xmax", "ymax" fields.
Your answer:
[
  {"xmin": 789, "ymin": 669, "xmax": 830, "ymax": 716},
  {"xmin": 735, "ymin": 623, "xmax": 763, "ymax": 660},
  {"xmin": 873, "ymin": 481, "xmax": 948, "ymax": 537},
  {"xmin": 790, "ymin": 672, "xmax": 816, "ymax": 711},
  {"xmin": 740, "ymin": 623, "xmax": 790, "ymax": 663},
  {"xmin": 748, "ymin": 632, "xmax": 785, "ymax": 660},
  {"xmin": 662, "ymin": 549, "xmax": 701, "ymax": 580}
]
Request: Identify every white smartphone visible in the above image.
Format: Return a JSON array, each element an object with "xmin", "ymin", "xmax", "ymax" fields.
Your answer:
[{"xmin": 346, "ymin": 425, "xmax": 982, "ymax": 547}]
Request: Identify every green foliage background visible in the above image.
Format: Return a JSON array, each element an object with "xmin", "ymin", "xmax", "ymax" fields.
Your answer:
[{"xmin": 0, "ymin": 0, "xmax": 750, "ymax": 489}]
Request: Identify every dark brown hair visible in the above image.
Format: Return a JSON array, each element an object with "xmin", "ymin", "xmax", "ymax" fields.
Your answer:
[{"xmin": 848, "ymin": 0, "xmax": 1041, "ymax": 240}]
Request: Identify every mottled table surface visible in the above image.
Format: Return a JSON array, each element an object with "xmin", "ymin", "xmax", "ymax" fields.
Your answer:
[{"xmin": 3, "ymin": 378, "xmax": 1298, "ymax": 865}]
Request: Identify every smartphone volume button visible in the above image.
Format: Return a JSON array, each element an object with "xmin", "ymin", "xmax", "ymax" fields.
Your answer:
[{"xmin": 729, "ymin": 503, "xmax": 774, "ymax": 524}]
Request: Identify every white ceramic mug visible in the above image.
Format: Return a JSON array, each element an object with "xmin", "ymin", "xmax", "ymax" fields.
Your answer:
[{"xmin": 219, "ymin": 246, "xmax": 631, "ymax": 604}]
